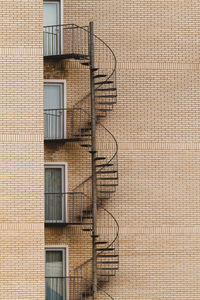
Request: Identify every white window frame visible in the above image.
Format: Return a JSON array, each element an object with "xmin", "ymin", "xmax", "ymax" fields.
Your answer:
[
  {"xmin": 45, "ymin": 246, "xmax": 68, "ymax": 300},
  {"xmin": 44, "ymin": 79, "xmax": 67, "ymax": 139},
  {"xmin": 43, "ymin": 0, "xmax": 64, "ymax": 54},
  {"xmin": 44, "ymin": 162, "xmax": 68, "ymax": 223}
]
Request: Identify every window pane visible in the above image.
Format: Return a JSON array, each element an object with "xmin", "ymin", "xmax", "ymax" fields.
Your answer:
[
  {"xmin": 45, "ymin": 250, "xmax": 64, "ymax": 300},
  {"xmin": 45, "ymin": 167, "xmax": 63, "ymax": 221}
]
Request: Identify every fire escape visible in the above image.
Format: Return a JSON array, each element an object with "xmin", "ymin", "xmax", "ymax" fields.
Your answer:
[{"xmin": 44, "ymin": 22, "xmax": 119, "ymax": 299}]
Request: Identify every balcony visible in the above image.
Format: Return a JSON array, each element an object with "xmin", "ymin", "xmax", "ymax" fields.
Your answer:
[
  {"xmin": 45, "ymin": 192, "xmax": 92, "ymax": 226},
  {"xmin": 45, "ymin": 276, "xmax": 114, "ymax": 299},
  {"xmin": 43, "ymin": 24, "xmax": 89, "ymax": 61},
  {"xmin": 44, "ymin": 107, "xmax": 92, "ymax": 143}
]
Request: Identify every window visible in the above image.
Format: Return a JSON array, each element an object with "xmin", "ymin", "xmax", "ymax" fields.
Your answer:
[
  {"xmin": 45, "ymin": 248, "xmax": 66, "ymax": 300},
  {"xmin": 43, "ymin": 1, "xmax": 61, "ymax": 55},
  {"xmin": 44, "ymin": 82, "xmax": 66, "ymax": 140},
  {"xmin": 45, "ymin": 165, "xmax": 65, "ymax": 222}
]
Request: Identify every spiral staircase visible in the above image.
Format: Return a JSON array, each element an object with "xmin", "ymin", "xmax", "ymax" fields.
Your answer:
[{"xmin": 44, "ymin": 22, "xmax": 119, "ymax": 299}]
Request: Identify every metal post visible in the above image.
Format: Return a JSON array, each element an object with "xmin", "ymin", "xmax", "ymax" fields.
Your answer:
[{"xmin": 89, "ymin": 21, "xmax": 97, "ymax": 300}]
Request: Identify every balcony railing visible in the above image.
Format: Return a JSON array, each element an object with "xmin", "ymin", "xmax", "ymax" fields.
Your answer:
[
  {"xmin": 45, "ymin": 192, "xmax": 92, "ymax": 225},
  {"xmin": 45, "ymin": 276, "xmax": 114, "ymax": 300},
  {"xmin": 43, "ymin": 24, "xmax": 89, "ymax": 58},
  {"xmin": 44, "ymin": 106, "xmax": 94, "ymax": 142}
]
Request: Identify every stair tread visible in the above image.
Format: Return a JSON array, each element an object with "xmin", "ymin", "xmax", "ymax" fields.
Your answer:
[
  {"xmin": 80, "ymin": 128, "xmax": 91, "ymax": 132},
  {"xmin": 96, "ymin": 108, "xmax": 112, "ymax": 112},
  {"xmin": 97, "ymin": 254, "xmax": 119, "ymax": 257},
  {"xmin": 82, "ymin": 228, "xmax": 92, "ymax": 232},
  {"xmin": 96, "ymin": 88, "xmax": 116, "ymax": 91},
  {"xmin": 95, "ymin": 95, "xmax": 117, "ymax": 98},
  {"xmin": 95, "ymin": 80, "xmax": 113, "ymax": 85},
  {"xmin": 98, "ymin": 190, "xmax": 116, "ymax": 194},
  {"xmin": 91, "ymin": 234, "xmax": 99, "ymax": 238},
  {"xmin": 96, "ymin": 115, "xmax": 106, "ymax": 118},
  {"xmin": 96, "ymin": 101, "xmax": 116, "ymax": 105},
  {"xmin": 95, "ymin": 241, "xmax": 108, "ymax": 245},
  {"xmin": 74, "ymin": 134, "xmax": 91, "ymax": 137},
  {"xmin": 97, "ymin": 184, "xmax": 118, "ymax": 186},
  {"xmin": 95, "ymin": 163, "xmax": 113, "ymax": 167},
  {"xmin": 97, "ymin": 177, "xmax": 118, "ymax": 180},
  {"xmin": 97, "ymin": 274, "xmax": 115, "ymax": 277},
  {"xmin": 80, "ymin": 144, "xmax": 92, "ymax": 147},
  {"xmin": 97, "ymin": 267, "xmax": 118, "ymax": 270},
  {"xmin": 92, "ymin": 68, "xmax": 99, "ymax": 72},
  {"xmin": 93, "ymin": 74, "xmax": 107, "ymax": 79},
  {"xmin": 97, "ymin": 170, "xmax": 117, "ymax": 174},
  {"xmin": 81, "ymin": 62, "xmax": 90, "ymax": 66},
  {"xmin": 94, "ymin": 157, "xmax": 106, "ymax": 161},
  {"xmin": 96, "ymin": 248, "xmax": 115, "ymax": 251},
  {"xmin": 97, "ymin": 261, "xmax": 118, "ymax": 264}
]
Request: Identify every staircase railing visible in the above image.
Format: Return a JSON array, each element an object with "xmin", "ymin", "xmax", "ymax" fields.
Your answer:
[
  {"xmin": 73, "ymin": 204, "xmax": 119, "ymax": 281},
  {"xmin": 44, "ymin": 192, "xmax": 92, "ymax": 224},
  {"xmin": 45, "ymin": 276, "xmax": 114, "ymax": 299},
  {"xmin": 44, "ymin": 23, "xmax": 119, "ymax": 298}
]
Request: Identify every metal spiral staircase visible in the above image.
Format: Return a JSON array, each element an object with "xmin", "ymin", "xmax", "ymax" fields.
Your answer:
[{"xmin": 44, "ymin": 22, "xmax": 119, "ymax": 299}]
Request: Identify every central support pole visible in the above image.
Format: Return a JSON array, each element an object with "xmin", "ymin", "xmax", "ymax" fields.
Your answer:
[{"xmin": 89, "ymin": 21, "xmax": 98, "ymax": 300}]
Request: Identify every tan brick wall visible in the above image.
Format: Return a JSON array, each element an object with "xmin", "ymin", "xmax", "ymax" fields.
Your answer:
[
  {"xmin": 0, "ymin": 0, "xmax": 44, "ymax": 299},
  {"xmin": 44, "ymin": 0, "xmax": 200, "ymax": 299}
]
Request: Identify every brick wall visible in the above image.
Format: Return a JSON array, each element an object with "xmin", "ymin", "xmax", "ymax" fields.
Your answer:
[{"xmin": 0, "ymin": 0, "xmax": 44, "ymax": 298}]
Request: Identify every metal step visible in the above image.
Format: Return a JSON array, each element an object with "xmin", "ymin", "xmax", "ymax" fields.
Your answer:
[
  {"xmin": 97, "ymin": 261, "xmax": 118, "ymax": 264},
  {"xmin": 97, "ymin": 254, "xmax": 119, "ymax": 258},
  {"xmin": 97, "ymin": 170, "xmax": 117, "ymax": 174},
  {"xmin": 81, "ymin": 127, "xmax": 91, "ymax": 132},
  {"xmin": 97, "ymin": 274, "xmax": 115, "ymax": 277},
  {"xmin": 97, "ymin": 197, "xmax": 110, "ymax": 201},
  {"xmin": 96, "ymin": 101, "xmax": 116, "ymax": 105},
  {"xmin": 95, "ymin": 163, "xmax": 113, "ymax": 167},
  {"xmin": 95, "ymin": 241, "xmax": 108, "ymax": 245},
  {"xmin": 97, "ymin": 184, "xmax": 118, "ymax": 187},
  {"xmin": 95, "ymin": 95, "xmax": 117, "ymax": 98},
  {"xmin": 80, "ymin": 144, "xmax": 92, "ymax": 148},
  {"xmin": 83, "ymin": 292, "xmax": 93, "ymax": 297},
  {"xmin": 92, "ymin": 68, "xmax": 99, "ymax": 72},
  {"xmin": 98, "ymin": 190, "xmax": 116, "ymax": 194},
  {"xmin": 96, "ymin": 87, "xmax": 116, "ymax": 91},
  {"xmin": 97, "ymin": 267, "xmax": 118, "ymax": 270},
  {"xmin": 91, "ymin": 234, "xmax": 99, "ymax": 238},
  {"xmin": 93, "ymin": 74, "xmax": 107, "ymax": 79},
  {"xmin": 96, "ymin": 108, "xmax": 112, "ymax": 112},
  {"xmin": 81, "ymin": 62, "xmax": 90, "ymax": 66},
  {"xmin": 94, "ymin": 157, "xmax": 106, "ymax": 161},
  {"xmin": 95, "ymin": 80, "xmax": 113, "ymax": 85},
  {"xmin": 96, "ymin": 115, "xmax": 105, "ymax": 118},
  {"xmin": 96, "ymin": 177, "xmax": 118, "ymax": 180},
  {"xmin": 82, "ymin": 228, "xmax": 92, "ymax": 232},
  {"xmin": 82, "ymin": 208, "xmax": 92, "ymax": 214},
  {"xmin": 96, "ymin": 248, "xmax": 115, "ymax": 251},
  {"xmin": 74, "ymin": 134, "xmax": 91, "ymax": 137}
]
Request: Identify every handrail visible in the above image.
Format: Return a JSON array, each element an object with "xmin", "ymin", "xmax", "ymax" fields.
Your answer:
[
  {"xmin": 73, "ymin": 203, "xmax": 119, "ymax": 272},
  {"xmin": 45, "ymin": 276, "xmax": 114, "ymax": 299},
  {"xmin": 44, "ymin": 22, "xmax": 119, "ymax": 298}
]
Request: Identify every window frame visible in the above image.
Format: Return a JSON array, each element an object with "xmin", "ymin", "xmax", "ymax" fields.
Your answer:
[
  {"xmin": 44, "ymin": 79, "xmax": 67, "ymax": 139},
  {"xmin": 45, "ymin": 247, "xmax": 68, "ymax": 300},
  {"xmin": 44, "ymin": 163, "xmax": 68, "ymax": 223},
  {"xmin": 43, "ymin": 0, "xmax": 64, "ymax": 54}
]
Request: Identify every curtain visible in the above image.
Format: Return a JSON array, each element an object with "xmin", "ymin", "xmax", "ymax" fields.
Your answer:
[
  {"xmin": 46, "ymin": 251, "xmax": 64, "ymax": 300},
  {"xmin": 45, "ymin": 168, "xmax": 63, "ymax": 221},
  {"xmin": 44, "ymin": 84, "xmax": 63, "ymax": 140},
  {"xmin": 43, "ymin": 1, "xmax": 60, "ymax": 56}
]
